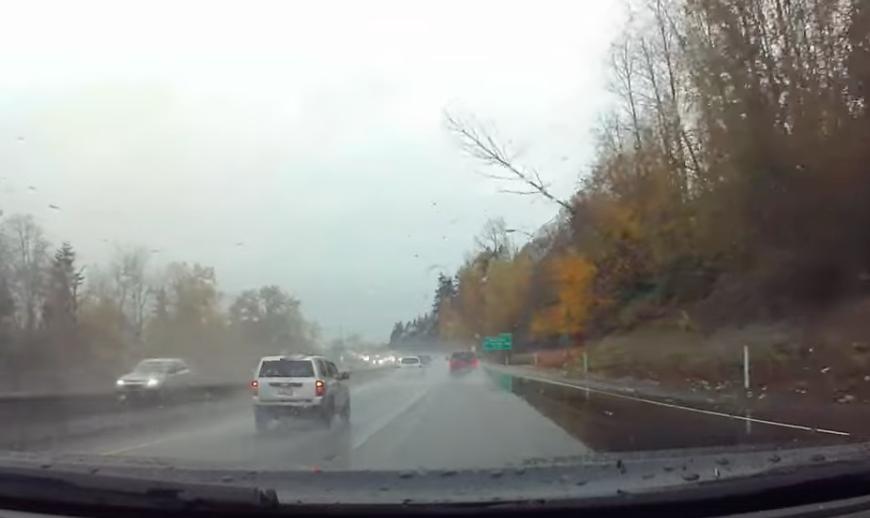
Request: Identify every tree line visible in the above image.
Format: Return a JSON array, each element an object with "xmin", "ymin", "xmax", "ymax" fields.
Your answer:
[
  {"xmin": 0, "ymin": 214, "xmax": 319, "ymax": 391},
  {"xmin": 402, "ymin": 0, "xmax": 870, "ymax": 350}
]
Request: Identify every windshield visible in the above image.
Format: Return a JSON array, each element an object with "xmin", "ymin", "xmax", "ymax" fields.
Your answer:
[{"xmin": 0, "ymin": 0, "xmax": 865, "ymax": 505}]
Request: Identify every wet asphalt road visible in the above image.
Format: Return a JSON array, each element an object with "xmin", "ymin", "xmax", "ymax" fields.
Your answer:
[
  {"xmin": 52, "ymin": 361, "xmax": 587, "ymax": 470},
  {"xmin": 44, "ymin": 359, "xmax": 846, "ymax": 470}
]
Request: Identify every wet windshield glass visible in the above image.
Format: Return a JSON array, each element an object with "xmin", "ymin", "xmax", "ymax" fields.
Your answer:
[{"xmin": 0, "ymin": 0, "xmax": 865, "ymax": 499}]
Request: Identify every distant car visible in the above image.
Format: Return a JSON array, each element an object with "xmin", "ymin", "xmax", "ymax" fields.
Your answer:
[
  {"xmin": 419, "ymin": 354, "xmax": 432, "ymax": 366},
  {"xmin": 398, "ymin": 356, "xmax": 424, "ymax": 369},
  {"xmin": 115, "ymin": 358, "xmax": 192, "ymax": 400},
  {"xmin": 251, "ymin": 355, "xmax": 350, "ymax": 433},
  {"xmin": 449, "ymin": 351, "xmax": 478, "ymax": 373}
]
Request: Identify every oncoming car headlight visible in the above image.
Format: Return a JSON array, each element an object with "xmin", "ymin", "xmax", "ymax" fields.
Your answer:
[{"xmin": 146, "ymin": 378, "xmax": 160, "ymax": 388}]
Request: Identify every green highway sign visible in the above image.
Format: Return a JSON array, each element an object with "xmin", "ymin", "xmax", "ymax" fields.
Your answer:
[{"xmin": 483, "ymin": 333, "xmax": 513, "ymax": 351}]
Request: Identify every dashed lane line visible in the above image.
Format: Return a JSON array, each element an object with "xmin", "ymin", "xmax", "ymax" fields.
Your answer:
[{"xmin": 350, "ymin": 387, "xmax": 429, "ymax": 451}]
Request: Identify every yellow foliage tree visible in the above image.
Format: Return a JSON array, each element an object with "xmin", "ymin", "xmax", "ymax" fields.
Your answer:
[
  {"xmin": 437, "ymin": 298, "xmax": 470, "ymax": 342},
  {"xmin": 452, "ymin": 262, "xmax": 486, "ymax": 340},
  {"xmin": 531, "ymin": 251, "xmax": 597, "ymax": 340},
  {"xmin": 482, "ymin": 254, "xmax": 533, "ymax": 336},
  {"xmin": 77, "ymin": 297, "xmax": 128, "ymax": 365}
]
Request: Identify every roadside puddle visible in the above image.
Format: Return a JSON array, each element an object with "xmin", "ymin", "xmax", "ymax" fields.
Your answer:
[{"xmin": 487, "ymin": 371, "xmax": 850, "ymax": 452}]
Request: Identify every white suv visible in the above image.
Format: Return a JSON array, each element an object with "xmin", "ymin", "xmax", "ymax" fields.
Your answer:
[
  {"xmin": 398, "ymin": 356, "xmax": 423, "ymax": 368},
  {"xmin": 250, "ymin": 355, "xmax": 350, "ymax": 433}
]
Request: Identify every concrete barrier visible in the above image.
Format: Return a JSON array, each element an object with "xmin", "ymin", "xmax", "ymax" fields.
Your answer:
[{"xmin": 0, "ymin": 366, "xmax": 391, "ymax": 450}]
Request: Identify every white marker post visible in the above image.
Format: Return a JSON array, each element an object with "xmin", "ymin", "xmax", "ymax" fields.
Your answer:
[
  {"xmin": 743, "ymin": 345, "xmax": 750, "ymax": 391},
  {"xmin": 582, "ymin": 352, "xmax": 590, "ymax": 400}
]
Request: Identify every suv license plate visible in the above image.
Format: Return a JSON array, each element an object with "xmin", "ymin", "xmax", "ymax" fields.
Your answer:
[{"xmin": 278, "ymin": 388, "xmax": 294, "ymax": 396}]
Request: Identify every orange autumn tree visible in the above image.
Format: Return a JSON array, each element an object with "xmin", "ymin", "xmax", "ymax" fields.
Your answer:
[{"xmin": 531, "ymin": 250, "xmax": 597, "ymax": 340}]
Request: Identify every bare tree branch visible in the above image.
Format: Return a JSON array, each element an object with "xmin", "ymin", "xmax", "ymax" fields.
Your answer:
[{"xmin": 443, "ymin": 110, "xmax": 576, "ymax": 215}]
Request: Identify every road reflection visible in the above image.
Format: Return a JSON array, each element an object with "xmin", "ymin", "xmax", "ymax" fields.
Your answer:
[
  {"xmin": 252, "ymin": 418, "xmax": 353, "ymax": 469},
  {"xmin": 489, "ymin": 371, "xmax": 846, "ymax": 452}
]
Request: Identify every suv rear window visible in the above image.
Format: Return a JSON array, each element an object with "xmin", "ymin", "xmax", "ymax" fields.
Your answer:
[
  {"xmin": 451, "ymin": 352, "xmax": 475, "ymax": 361},
  {"xmin": 258, "ymin": 360, "xmax": 314, "ymax": 377},
  {"xmin": 401, "ymin": 357, "xmax": 420, "ymax": 365}
]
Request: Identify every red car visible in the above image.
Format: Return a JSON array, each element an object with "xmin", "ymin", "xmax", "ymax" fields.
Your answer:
[{"xmin": 449, "ymin": 351, "xmax": 479, "ymax": 373}]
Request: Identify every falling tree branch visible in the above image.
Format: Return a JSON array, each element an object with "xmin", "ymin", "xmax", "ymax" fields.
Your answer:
[
  {"xmin": 499, "ymin": 189, "xmax": 540, "ymax": 196},
  {"xmin": 444, "ymin": 110, "xmax": 576, "ymax": 215},
  {"xmin": 477, "ymin": 171, "xmax": 519, "ymax": 182}
]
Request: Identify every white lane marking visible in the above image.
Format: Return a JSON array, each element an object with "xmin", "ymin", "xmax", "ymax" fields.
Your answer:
[
  {"xmin": 351, "ymin": 380, "xmax": 387, "ymax": 398},
  {"xmin": 351, "ymin": 388, "xmax": 429, "ymax": 450},
  {"xmin": 496, "ymin": 369, "xmax": 851, "ymax": 437}
]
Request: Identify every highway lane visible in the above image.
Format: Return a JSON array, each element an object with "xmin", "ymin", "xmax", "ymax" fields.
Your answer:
[
  {"xmin": 32, "ymin": 359, "xmax": 844, "ymax": 472},
  {"xmin": 51, "ymin": 361, "xmax": 588, "ymax": 470}
]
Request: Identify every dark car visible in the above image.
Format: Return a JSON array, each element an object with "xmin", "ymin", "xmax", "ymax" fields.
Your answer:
[
  {"xmin": 449, "ymin": 351, "xmax": 478, "ymax": 373},
  {"xmin": 115, "ymin": 358, "xmax": 193, "ymax": 402}
]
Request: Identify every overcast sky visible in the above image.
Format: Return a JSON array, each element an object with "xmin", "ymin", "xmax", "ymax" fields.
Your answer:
[{"xmin": 0, "ymin": 0, "xmax": 623, "ymax": 340}]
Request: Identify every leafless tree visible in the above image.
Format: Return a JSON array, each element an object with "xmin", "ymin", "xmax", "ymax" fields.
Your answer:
[
  {"xmin": 109, "ymin": 247, "xmax": 152, "ymax": 339},
  {"xmin": 610, "ymin": 32, "xmax": 645, "ymax": 153},
  {"xmin": 443, "ymin": 110, "xmax": 575, "ymax": 215},
  {"xmin": 474, "ymin": 217, "xmax": 514, "ymax": 260},
  {"xmin": 2, "ymin": 215, "xmax": 49, "ymax": 332}
]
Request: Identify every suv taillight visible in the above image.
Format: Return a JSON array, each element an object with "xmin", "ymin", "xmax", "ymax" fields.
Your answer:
[
  {"xmin": 315, "ymin": 379, "xmax": 326, "ymax": 397},
  {"xmin": 250, "ymin": 379, "xmax": 259, "ymax": 395}
]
